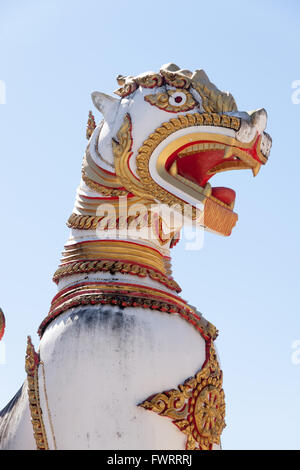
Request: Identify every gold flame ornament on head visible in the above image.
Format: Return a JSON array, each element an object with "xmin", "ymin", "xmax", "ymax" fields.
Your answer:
[
  {"xmin": 114, "ymin": 64, "xmax": 238, "ymax": 115},
  {"xmin": 25, "ymin": 336, "xmax": 49, "ymax": 450}
]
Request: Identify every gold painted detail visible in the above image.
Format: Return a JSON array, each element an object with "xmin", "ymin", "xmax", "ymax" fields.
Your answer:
[
  {"xmin": 53, "ymin": 259, "xmax": 181, "ymax": 292},
  {"xmin": 115, "ymin": 73, "xmax": 163, "ymax": 97},
  {"xmin": 66, "ymin": 212, "xmax": 178, "ymax": 246},
  {"xmin": 112, "ymin": 114, "xmax": 154, "ymax": 200},
  {"xmin": 67, "ymin": 211, "xmax": 151, "ymax": 230},
  {"xmin": 192, "ymin": 81, "xmax": 237, "ymax": 114},
  {"xmin": 139, "ymin": 342, "xmax": 225, "ymax": 450},
  {"xmin": 81, "ymin": 170, "xmax": 129, "ymax": 197},
  {"xmin": 86, "ymin": 111, "xmax": 96, "ymax": 140},
  {"xmin": 204, "ymin": 198, "xmax": 238, "ymax": 237},
  {"xmin": 72, "ymin": 192, "xmax": 150, "ymax": 216},
  {"xmin": 25, "ymin": 336, "xmax": 49, "ymax": 450},
  {"xmin": 38, "ymin": 282, "xmax": 218, "ymax": 341},
  {"xmin": 60, "ymin": 240, "xmax": 170, "ymax": 276},
  {"xmin": 114, "ymin": 67, "xmax": 237, "ymax": 115},
  {"xmin": 144, "ymin": 89, "xmax": 197, "ymax": 113},
  {"xmin": 160, "ymin": 68, "xmax": 191, "ymax": 89}
]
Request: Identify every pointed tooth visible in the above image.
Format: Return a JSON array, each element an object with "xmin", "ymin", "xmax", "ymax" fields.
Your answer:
[
  {"xmin": 223, "ymin": 147, "xmax": 233, "ymax": 159},
  {"xmin": 169, "ymin": 160, "xmax": 178, "ymax": 176},
  {"xmin": 252, "ymin": 163, "xmax": 261, "ymax": 177},
  {"xmin": 203, "ymin": 182, "xmax": 212, "ymax": 196}
]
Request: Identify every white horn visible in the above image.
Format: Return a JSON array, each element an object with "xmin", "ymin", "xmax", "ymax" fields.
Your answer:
[
  {"xmin": 249, "ymin": 108, "xmax": 267, "ymax": 134},
  {"xmin": 91, "ymin": 91, "xmax": 119, "ymax": 123}
]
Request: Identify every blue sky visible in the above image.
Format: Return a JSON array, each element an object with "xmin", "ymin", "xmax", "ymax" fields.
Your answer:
[{"xmin": 0, "ymin": 0, "xmax": 300, "ymax": 450}]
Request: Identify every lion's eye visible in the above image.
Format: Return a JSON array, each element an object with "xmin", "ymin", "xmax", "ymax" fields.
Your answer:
[
  {"xmin": 168, "ymin": 91, "xmax": 187, "ymax": 107},
  {"xmin": 144, "ymin": 89, "xmax": 197, "ymax": 113}
]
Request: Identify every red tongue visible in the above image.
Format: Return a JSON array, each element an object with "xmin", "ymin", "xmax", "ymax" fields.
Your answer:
[{"xmin": 211, "ymin": 187, "xmax": 236, "ymax": 206}]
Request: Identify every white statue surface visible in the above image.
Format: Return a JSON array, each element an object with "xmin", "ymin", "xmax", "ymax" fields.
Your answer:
[{"xmin": 0, "ymin": 63, "xmax": 271, "ymax": 450}]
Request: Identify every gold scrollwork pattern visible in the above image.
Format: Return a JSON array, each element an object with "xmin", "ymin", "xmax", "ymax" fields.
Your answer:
[
  {"xmin": 66, "ymin": 211, "xmax": 179, "ymax": 247},
  {"xmin": 25, "ymin": 336, "xmax": 49, "ymax": 450},
  {"xmin": 160, "ymin": 68, "xmax": 191, "ymax": 89},
  {"xmin": 139, "ymin": 341, "xmax": 225, "ymax": 450},
  {"xmin": 53, "ymin": 259, "xmax": 181, "ymax": 293},
  {"xmin": 81, "ymin": 170, "xmax": 130, "ymax": 197}
]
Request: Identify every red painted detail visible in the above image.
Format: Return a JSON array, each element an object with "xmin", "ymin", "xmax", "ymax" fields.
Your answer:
[
  {"xmin": 50, "ymin": 281, "xmax": 185, "ymax": 305},
  {"xmin": 38, "ymin": 291, "xmax": 211, "ymax": 342},
  {"xmin": 211, "ymin": 187, "xmax": 236, "ymax": 206},
  {"xmin": 174, "ymin": 96, "xmax": 182, "ymax": 103},
  {"xmin": 177, "ymin": 149, "xmax": 226, "ymax": 187},
  {"xmin": 166, "ymin": 135, "xmax": 264, "ymax": 171},
  {"xmin": 237, "ymin": 134, "xmax": 262, "ymax": 164},
  {"xmin": 0, "ymin": 309, "xmax": 5, "ymax": 341},
  {"xmin": 170, "ymin": 232, "xmax": 181, "ymax": 249},
  {"xmin": 93, "ymin": 160, "xmax": 118, "ymax": 177},
  {"xmin": 164, "ymin": 136, "xmax": 265, "ymax": 209},
  {"xmin": 166, "ymin": 135, "xmax": 265, "ymax": 180}
]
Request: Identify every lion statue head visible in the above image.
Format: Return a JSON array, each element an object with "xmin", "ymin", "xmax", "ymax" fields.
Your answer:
[{"xmin": 78, "ymin": 63, "xmax": 271, "ymax": 238}]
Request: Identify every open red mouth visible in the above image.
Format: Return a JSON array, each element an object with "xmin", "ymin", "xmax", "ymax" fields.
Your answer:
[{"xmin": 165, "ymin": 138, "xmax": 263, "ymax": 210}]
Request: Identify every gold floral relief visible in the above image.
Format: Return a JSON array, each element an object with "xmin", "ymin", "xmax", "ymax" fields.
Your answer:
[{"xmin": 139, "ymin": 341, "xmax": 225, "ymax": 450}]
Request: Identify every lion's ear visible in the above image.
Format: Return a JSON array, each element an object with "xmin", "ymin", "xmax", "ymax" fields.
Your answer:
[{"xmin": 91, "ymin": 91, "xmax": 119, "ymax": 123}]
